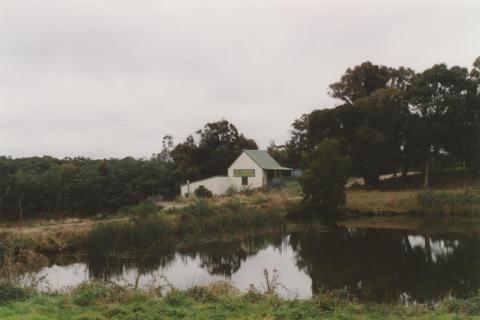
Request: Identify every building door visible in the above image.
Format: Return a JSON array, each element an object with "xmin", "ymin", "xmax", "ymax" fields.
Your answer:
[{"xmin": 242, "ymin": 177, "xmax": 248, "ymax": 186}]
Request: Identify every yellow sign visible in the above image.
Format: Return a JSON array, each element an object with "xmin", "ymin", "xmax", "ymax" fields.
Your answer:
[{"xmin": 233, "ymin": 169, "xmax": 255, "ymax": 177}]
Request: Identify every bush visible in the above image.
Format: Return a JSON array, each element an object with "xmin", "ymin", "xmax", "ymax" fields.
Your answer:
[
  {"xmin": 182, "ymin": 199, "xmax": 216, "ymax": 217},
  {"xmin": 299, "ymin": 139, "xmax": 351, "ymax": 215},
  {"xmin": 194, "ymin": 186, "xmax": 213, "ymax": 198},
  {"xmin": 0, "ymin": 282, "xmax": 29, "ymax": 304},
  {"xmin": 224, "ymin": 185, "xmax": 238, "ymax": 196},
  {"xmin": 120, "ymin": 199, "xmax": 160, "ymax": 220}
]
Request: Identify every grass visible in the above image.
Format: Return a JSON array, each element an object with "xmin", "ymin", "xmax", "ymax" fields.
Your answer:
[
  {"xmin": 86, "ymin": 217, "xmax": 175, "ymax": 258},
  {"xmin": 176, "ymin": 199, "xmax": 285, "ymax": 237},
  {"xmin": 346, "ymin": 189, "xmax": 416, "ymax": 214},
  {"xmin": 84, "ymin": 199, "xmax": 287, "ymax": 258},
  {"xmin": 0, "ymin": 282, "xmax": 479, "ymax": 319},
  {"xmin": 414, "ymin": 189, "xmax": 480, "ymax": 215}
]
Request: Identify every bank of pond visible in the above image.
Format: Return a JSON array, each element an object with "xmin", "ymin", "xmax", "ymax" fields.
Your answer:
[
  {"xmin": 1, "ymin": 281, "xmax": 480, "ymax": 319},
  {"xmin": 3, "ymin": 218, "xmax": 480, "ymax": 304}
]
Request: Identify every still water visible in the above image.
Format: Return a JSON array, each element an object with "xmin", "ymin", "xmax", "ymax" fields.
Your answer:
[{"xmin": 20, "ymin": 225, "xmax": 480, "ymax": 302}]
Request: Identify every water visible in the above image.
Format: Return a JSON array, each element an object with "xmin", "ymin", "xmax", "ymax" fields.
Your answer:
[{"xmin": 18, "ymin": 225, "xmax": 480, "ymax": 302}]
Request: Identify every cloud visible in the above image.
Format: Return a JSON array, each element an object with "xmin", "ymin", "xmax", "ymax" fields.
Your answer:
[{"xmin": 1, "ymin": 0, "xmax": 479, "ymax": 158}]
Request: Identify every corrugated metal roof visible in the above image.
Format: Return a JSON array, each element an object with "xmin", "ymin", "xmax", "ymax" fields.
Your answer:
[{"xmin": 243, "ymin": 150, "xmax": 292, "ymax": 170}]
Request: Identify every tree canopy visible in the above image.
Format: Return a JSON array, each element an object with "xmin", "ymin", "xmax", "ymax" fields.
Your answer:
[{"xmin": 287, "ymin": 57, "xmax": 480, "ymax": 186}]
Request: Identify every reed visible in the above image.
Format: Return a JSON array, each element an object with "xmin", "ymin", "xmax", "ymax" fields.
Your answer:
[
  {"xmin": 86, "ymin": 216, "xmax": 175, "ymax": 258},
  {"xmin": 178, "ymin": 199, "xmax": 285, "ymax": 236}
]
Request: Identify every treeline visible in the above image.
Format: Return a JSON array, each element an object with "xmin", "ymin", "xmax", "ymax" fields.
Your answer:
[
  {"xmin": 0, "ymin": 156, "xmax": 175, "ymax": 221},
  {"xmin": 271, "ymin": 57, "xmax": 480, "ymax": 186},
  {"xmin": 0, "ymin": 120, "xmax": 258, "ymax": 221}
]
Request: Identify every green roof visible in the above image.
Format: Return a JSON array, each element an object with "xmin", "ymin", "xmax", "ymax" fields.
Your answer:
[{"xmin": 243, "ymin": 150, "xmax": 292, "ymax": 170}]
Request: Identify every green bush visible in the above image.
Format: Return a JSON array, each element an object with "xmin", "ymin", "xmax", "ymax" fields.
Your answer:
[
  {"xmin": 194, "ymin": 186, "xmax": 213, "ymax": 198},
  {"xmin": 121, "ymin": 199, "xmax": 160, "ymax": 220},
  {"xmin": 183, "ymin": 199, "xmax": 216, "ymax": 217},
  {"xmin": 0, "ymin": 282, "xmax": 29, "ymax": 304},
  {"xmin": 299, "ymin": 139, "xmax": 351, "ymax": 215}
]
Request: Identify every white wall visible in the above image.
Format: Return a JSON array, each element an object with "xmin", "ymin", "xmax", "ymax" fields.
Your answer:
[
  {"xmin": 180, "ymin": 176, "xmax": 232, "ymax": 197},
  {"xmin": 227, "ymin": 152, "xmax": 265, "ymax": 190}
]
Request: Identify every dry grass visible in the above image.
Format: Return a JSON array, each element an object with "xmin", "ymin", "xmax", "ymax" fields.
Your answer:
[
  {"xmin": 345, "ymin": 190, "xmax": 417, "ymax": 214},
  {"xmin": 0, "ymin": 217, "xmax": 129, "ymax": 253},
  {"xmin": 339, "ymin": 216, "xmax": 422, "ymax": 230}
]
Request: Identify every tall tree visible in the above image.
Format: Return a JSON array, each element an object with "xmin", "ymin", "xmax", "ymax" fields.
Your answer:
[
  {"xmin": 408, "ymin": 63, "xmax": 477, "ymax": 185},
  {"xmin": 329, "ymin": 62, "xmax": 414, "ymax": 105},
  {"xmin": 14, "ymin": 170, "xmax": 37, "ymax": 223},
  {"xmin": 171, "ymin": 120, "xmax": 258, "ymax": 183}
]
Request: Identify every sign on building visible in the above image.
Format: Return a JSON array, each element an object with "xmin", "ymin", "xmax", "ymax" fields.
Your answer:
[{"xmin": 233, "ymin": 169, "xmax": 255, "ymax": 177}]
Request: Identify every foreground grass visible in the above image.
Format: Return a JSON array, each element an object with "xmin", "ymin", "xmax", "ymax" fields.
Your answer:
[{"xmin": 1, "ymin": 282, "xmax": 479, "ymax": 320}]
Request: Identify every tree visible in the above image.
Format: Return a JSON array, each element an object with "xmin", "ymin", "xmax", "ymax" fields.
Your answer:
[
  {"xmin": 194, "ymin": 185, "xmax": 213, "ymax": 198},
  {"xmin": 171, "ymin": 120, "xmax": 258, "ymax": 183},
  {"xmin": 354, "ymin": 88, "xmax": 411, "ymax": 179},
  {"xmin": 267, "ymin": 141, "xmax": 289, "ymax": 167},
  {"xmin": 196, "ymin": 119, "xmax": 257, "ymax": 177},
  {"xmin": 408, "ymin": 63, "xmax": 478, "ymax": 186},
  {"xmin": 350, "ymin": 126, "xmax": 388, "ymax": 186},
  {"xmin": 285, "ymin": 114, "xmax": 312, "ymax": 169},
  {"xmin": 299, "ymin": 139, "xmax": 351, "ymax": 213},
  {"xmin": 329, "ymin": 62, "xmax": 414, "ymax": 105},
  {"xmin": 0, "ymin": 158, "xmax": 13, "ymax": 219},
  {"xmin": 14, "ymin": 170, "xmax": 37, "ymax": 223}
]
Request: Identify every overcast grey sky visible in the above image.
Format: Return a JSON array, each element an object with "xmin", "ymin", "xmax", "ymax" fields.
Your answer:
[{"xmin": 1, "ymin": 0, "xmax": 479, "ymax": 159}]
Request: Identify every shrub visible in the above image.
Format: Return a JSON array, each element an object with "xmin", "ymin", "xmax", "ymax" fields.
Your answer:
[
  {"xmin": 299, "ymin": 139, "xmax": 351, "ymax": 215},
  {"xmin": 194, "ymin": 186, "xmax": 213, "ymax": 198},
  {"xmin": 119, "ymin": 199, "xmax": 160, "ymax": 220},
  {"xmin": 240, "ymin": 188, "xmax": 254, "ymax": 196},
  {"xmin": 182, "ymin": 199, "xmax": 216, "ymax": 217},
  {"xmin": 0, "ymin": 282, "xmax": 29, "ymax": 304},
  {"xmin": 224, "ymin": 185, "xmax": 238, "ymax": 196}
]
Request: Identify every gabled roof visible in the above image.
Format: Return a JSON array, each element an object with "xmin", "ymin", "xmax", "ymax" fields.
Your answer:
[{"xmin": 243, "ymin": 150, "xmax": 292, "ymax": 170}]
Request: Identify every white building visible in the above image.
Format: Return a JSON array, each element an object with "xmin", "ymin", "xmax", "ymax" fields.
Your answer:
[{"xmin": 180, "ymin": 150, "xmax": 292, "ymax": 197}]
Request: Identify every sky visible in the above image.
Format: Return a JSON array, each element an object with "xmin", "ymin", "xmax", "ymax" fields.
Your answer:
[{"xmin": 1, "ymin": 0, "xmax": 479, "ymax": 159}]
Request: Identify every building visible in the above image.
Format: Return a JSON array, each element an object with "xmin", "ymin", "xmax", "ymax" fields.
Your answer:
[{"xmin": 180, "ymin": 150, "xmax": 292, "ymax": 197}]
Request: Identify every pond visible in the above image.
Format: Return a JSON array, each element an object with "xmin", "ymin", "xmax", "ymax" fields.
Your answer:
[{"xmin": 18, "ymin": 224, "xmax": 480, "ymax": 302}]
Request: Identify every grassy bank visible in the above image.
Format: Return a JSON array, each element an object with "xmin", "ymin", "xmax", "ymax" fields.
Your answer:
[
  {"xmin": 86, "ymin": 198, "xmax": 287, "ymax": 260},
  {"xmin": 1, "ymin": 282, "xmax": 479, "ymax": 319}
]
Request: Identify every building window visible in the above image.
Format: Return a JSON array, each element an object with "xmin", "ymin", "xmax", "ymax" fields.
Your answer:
[{"xmin": 242, "ymin": 177, "xmax": 248, "ymax": 186}]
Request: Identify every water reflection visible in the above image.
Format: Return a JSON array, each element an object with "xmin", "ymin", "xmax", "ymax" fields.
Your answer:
[
  {"xmin": 14, "ymin": 226, "xmax": 480, "ymax": 302},
  {"xmin": 289, "ymin": 227, "xmax": 480, "ymax": 301}
]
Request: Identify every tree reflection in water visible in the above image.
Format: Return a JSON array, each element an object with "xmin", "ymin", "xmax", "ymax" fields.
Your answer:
[
  {"xmin": 44, "ymin": 226, "xmax": 480, "ymax": 302},
  {"xmin": 288, "ymin": 226, "xmax": 480, "ymax": 302}
]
